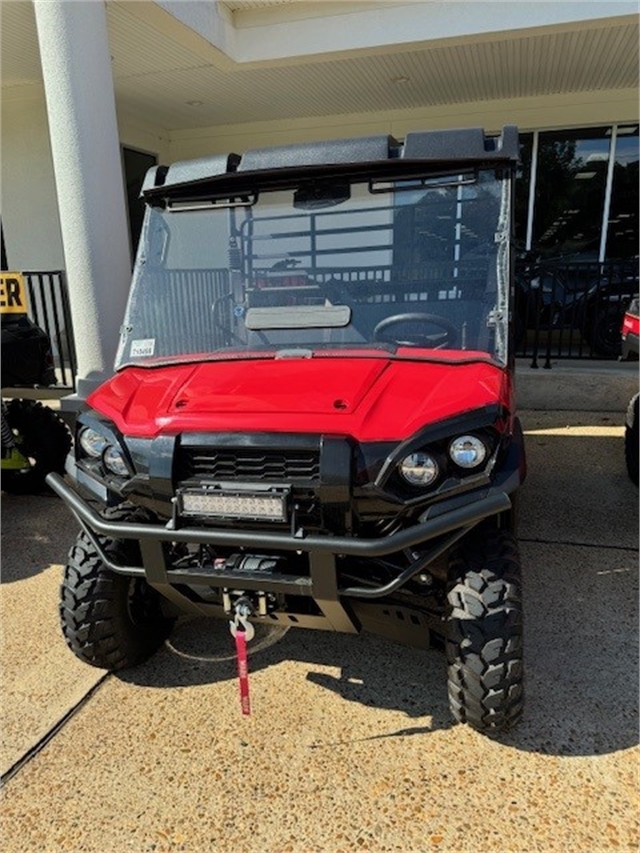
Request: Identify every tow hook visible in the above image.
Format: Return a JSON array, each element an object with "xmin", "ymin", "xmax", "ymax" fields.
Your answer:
[
  {"xmin": 228, "ymin": 596, "xmax": 255, "ymax": 641},
  {"xmin": 229, "ymin": 597, "xmax": 254, "ymax": 716},
  {"xmin": 223, "ymin": 588, "xmax": 270, "ymax": 619}
]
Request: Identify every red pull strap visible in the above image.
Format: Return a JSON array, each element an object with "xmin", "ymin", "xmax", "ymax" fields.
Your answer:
[{"xmin": 234, "ymin": 629, "xmax": 251, "ymax": 716}]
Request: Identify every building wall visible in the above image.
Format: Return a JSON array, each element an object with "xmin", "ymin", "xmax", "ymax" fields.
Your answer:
[
  {"xmin": 1, "ymin": 91, "xmax": 170, "ymax": 272},
  {"xmin": 119, "ymin": 111, "xmax": 172, "ymax": 164},
  {"xmin": 1, "ymin": 94, "xmax": 65, "ymax": 271},
  {"xmin": 2, "ymin": 86, "xmax": 637, "ymax": 274},
  {"xmin": 168, "ymin": 88, "xmax": 639, "ymax": 161}
]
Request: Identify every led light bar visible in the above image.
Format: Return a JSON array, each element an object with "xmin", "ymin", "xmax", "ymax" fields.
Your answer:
[{"xmin": 180, "ymin": 490, "xmax": 287, "ymax": 522}]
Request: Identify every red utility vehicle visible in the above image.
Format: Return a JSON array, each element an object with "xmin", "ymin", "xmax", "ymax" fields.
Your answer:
[
  {"xmin": 621, "ymin": 295, "xmax": 639, "ymax": 484},
  {"xmin": 49, "ymin": 127, "xmax": 526, "ymax": 734}
]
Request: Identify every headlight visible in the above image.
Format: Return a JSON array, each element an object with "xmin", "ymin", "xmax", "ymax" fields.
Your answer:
[
  {"xmin": 449, "ymin": 435, "xmax": 487, "ymax": 469},
  {"xmin": 399, "ymin": 452, "xmax": 439, "ymax": 486},
  {"xmin": 103, "ymin": 445, "xmax": 130, "ymax": 477},
  {"xmin": 79, "ymin": 427, "xmax": 109, "ymax": 458}
]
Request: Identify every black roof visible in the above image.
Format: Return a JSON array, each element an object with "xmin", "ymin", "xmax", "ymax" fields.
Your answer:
[{"xmin": 141, "ymin": 125, "xmax": 519, "ymax": 202}]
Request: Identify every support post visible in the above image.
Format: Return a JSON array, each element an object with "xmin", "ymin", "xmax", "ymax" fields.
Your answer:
[{"xmin": 34, "ymin": 0, "xmax": 131, "ymax": 404}]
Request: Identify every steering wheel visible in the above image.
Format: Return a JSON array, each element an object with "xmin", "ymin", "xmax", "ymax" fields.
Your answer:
[{"xmin": 373, "ymin": 313, "xmax": 458, "ymax": 349}]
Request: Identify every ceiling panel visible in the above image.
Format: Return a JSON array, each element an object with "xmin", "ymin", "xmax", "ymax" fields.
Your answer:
[
  {"xmin": 106, "ymin": 2, "xmax": 215, "ymax": 80},
  {"xmin": 113, "ymin": 23, "xmax": 639, "ymax": 128},
  {"xmin": 0, "ymin": 0, "xmax": 41, "ymax": 85},
  {"xmin": 2, "ymin": 0, "xmax": 637, "ymax": 131},
  {"xmin": 222, "ymin": 1, "xmax": 299, "ymax": 9}
]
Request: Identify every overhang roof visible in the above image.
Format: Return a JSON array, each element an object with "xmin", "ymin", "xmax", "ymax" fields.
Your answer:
[{"xmin": 1, "ymin": 1, "xmax": 637, "ymax": 131}]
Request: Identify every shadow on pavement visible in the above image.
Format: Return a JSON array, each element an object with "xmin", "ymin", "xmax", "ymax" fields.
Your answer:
[
  {"xmin": 118, "ymin": 619, "xmax": 456, "ymax": 737},
  {"xmin": 117, "ymin": 577, "xmax": 638, "ymax": 758},
  {"xmin": 118, "ymin": 418, "xmax": 639, "ymax": 759},
  {"xmin": 0, "ymin": 492, "xmax": 79, "ymax": 583},
  {"xmin": 3, "ymin": 415, "xmax": 638, "ymax": 759}
]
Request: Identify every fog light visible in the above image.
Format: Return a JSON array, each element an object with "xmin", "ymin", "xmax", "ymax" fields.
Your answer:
[
  {"xmin": 79, "ymin": 427, "xmax": 108, "ymax": 458},
  {"xmin": 449, "ymin": 435, "xmax": 487, "ymax": 469},
  {"xmin": 399, "ymin": 452, "xmax": 439, "ymax": 486},
  {"xmin": 103, "ymin": 445, "xmax": 129, "ymax": 477}
]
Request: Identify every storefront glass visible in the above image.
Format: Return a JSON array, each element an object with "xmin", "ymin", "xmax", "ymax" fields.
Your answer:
[
  {"xmin": 514, "ymin": 132, "xmax": 533, "ymax": 250},
  {"xmin": 605, "ymin": 125, "xmax": 639, "ymax": 260},
  {"xmin": 532, "ymin": 127, "xmax": 611, "ymax": 261}
]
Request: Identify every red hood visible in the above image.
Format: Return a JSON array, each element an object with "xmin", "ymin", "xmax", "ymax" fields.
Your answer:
[{"xmin": 89, "ymin": 354, "xmax": 512, "ymax": 442}]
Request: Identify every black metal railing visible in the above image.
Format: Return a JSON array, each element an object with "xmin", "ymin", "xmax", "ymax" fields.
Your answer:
[
  {"xmin": 23, "ymin": 270, "xmax": 77, "ymax": 391},
  {"xmin": 14, "ymin": 259, "xmax": 637, "ymax": 395},
  {"xmin": 514, "ymin": 257, "xmax": 639, "ymax": 367}
]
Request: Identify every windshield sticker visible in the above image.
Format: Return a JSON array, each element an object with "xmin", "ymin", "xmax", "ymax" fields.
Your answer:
[
  {"xmin": 130, "ymin": 338, "xmax": 155, "ymax": 357},
  {"xmin": 233, "ymin": 305, "xmax": 245, "ymax": 318}
]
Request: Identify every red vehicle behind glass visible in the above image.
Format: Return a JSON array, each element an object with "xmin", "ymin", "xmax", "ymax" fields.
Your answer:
[
  {"xmin": 49, "ymin": 126, "xmax": 526, "ymax": 735},
  {"xmin": 621, "ymin": 295, "xmax": 639, "ymax": 362},
  {"xmin": 621, "ymin": 295, "xmax": 639, "ymax": 484}
]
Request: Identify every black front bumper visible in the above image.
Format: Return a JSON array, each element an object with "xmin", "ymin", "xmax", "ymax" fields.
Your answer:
[{"xmin": 47, "ymin": 471, "xmax": 511, "ymax": 635}]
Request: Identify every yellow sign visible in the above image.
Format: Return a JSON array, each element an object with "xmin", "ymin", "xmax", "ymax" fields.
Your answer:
[{"xmin": 0, "ymin": 272, "xmax": 28, "ymax": 314}]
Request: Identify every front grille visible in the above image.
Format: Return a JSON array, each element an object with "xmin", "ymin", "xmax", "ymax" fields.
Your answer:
[{"xmin": 179, "ymin": 448, "xmax": 321, "ymax": 482}]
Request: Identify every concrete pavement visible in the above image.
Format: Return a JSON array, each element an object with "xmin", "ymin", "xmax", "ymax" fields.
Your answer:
[
  {"xmin": 515, "ymin": 357, "xmax": 638, "ymax": 413},
  {"xmin": 0, "ymin": 409, "xmax": 638, "ymax": 853}
]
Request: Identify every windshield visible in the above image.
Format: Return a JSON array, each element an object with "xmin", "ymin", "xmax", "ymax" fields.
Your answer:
[{"xmin": 116, "ymin": 168, "xmax": 512, "ymax": 369}]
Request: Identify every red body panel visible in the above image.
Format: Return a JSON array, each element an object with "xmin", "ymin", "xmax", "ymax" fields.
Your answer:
[
  {"xmin": 622, "ymin": 308, "xmax": 640, "ymax": 339},
  {"xmin": 89, "ymin": 352, "xmax": 513, "ymax": 442}
]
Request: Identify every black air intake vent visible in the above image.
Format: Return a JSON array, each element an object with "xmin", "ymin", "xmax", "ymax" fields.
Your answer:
[{"xmin": 179, "ymin": 448, "xmax": 321, "ymax": 482}]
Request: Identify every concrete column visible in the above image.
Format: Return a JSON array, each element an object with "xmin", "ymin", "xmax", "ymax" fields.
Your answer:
[{"xmin": 33, "ymin": 0, "xmax": 131, "ymax": 402}]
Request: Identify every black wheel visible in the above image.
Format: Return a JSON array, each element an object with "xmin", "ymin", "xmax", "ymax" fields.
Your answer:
[
  {"xmin": 373, "ymin": 313, "xmax": 457, "ymax": 349},
  {"xmin": 446, "ymin": 526, "xmax": 524, "ymax": 734},
  {"xmin": 60, "ymin": 504, "xmax": 175, "ymax": 671},
  {"xmin": 584, "ymin": 302, "xmax": 624, "ymax": 358},
  {"xmin": 2, "ymin": 399, "xmax": 71, "ymax": 494},
  {"xmin": 625, "ymin": 394, "xmax": 639, "ymax": 486}
]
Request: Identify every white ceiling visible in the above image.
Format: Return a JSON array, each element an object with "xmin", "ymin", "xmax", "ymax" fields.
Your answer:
[
  {"xmin": 1, "ymin": 0, "xmax": 638, "ymax": 131},
  {"xmin": 222, "ymin": 0, "xmax": 298, "ymax": 10}
]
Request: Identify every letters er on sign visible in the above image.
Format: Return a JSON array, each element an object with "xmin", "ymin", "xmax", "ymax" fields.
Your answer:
[{"xmin": 0, "ymin": 273, "xmax": 28, "ymax": 315}]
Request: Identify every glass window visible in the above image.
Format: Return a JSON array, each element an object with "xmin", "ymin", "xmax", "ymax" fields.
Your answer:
[
  {"xmin": 514, "ymin": 132, "xmax": 533, "ymax": 249},
  {"xmin": 605, "ymin": 126, "xmax": 639, "ymax": 260},
  {"xmin": 532, "ymin": 127, "xmax": 611, "ymax": 261},
  {"xmin": 116, "ymin": 168, "xmax": 513, "ymax": 368}
]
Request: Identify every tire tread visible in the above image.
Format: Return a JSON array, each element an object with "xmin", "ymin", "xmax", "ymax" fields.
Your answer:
[
  {"xmin": 446, "ymin": 527, "xmax": 524, "ymax": 734},
  {"xmin": 59, "ymin": 504, "xmax": 173, "ymax": 671}
]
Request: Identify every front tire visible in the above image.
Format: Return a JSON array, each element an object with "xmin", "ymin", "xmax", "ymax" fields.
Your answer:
[
  {"xmin": 60, "ymin": 505, "xmax": 174, "ymax": 671},
  {"xmin": 446, "ymin": 526, "xmax": 524, "ymax": 734}
]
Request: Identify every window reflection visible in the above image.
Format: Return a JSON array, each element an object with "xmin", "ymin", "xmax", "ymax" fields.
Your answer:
[
  {"xmin": 533, "ymin": 128, "xmax": 611, "ymax": 261},
  {"xmin": 514, "ymin": 132, "xmax": 533, "ymax": 248},
  {"xmin": 606, "ymin": 126, "xmax": 639, "ymax": 260}
]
